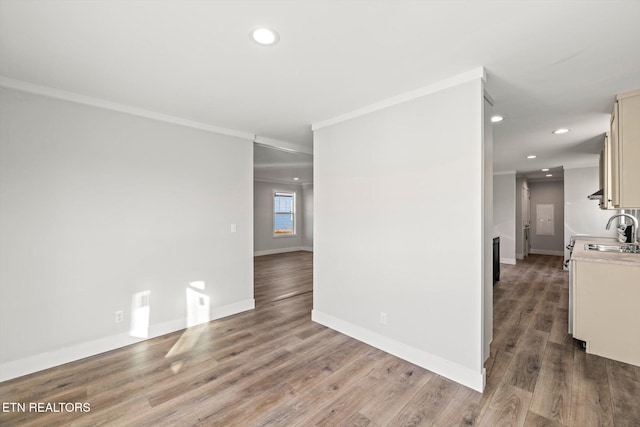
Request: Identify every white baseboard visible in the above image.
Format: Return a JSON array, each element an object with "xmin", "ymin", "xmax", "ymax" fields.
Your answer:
[
  {"xmin": 529, "ymin": 249, "xmax": 564, "ymax": 256},
  {"xmin": 516, "ymin": 253, "xmax": 524, "ymax": 260},
  {"xmin": 254, "ymin": 246, "xmax": 312, "ymax": 256},
  {"xmin": 0, "ymin": 299, "xmax": 255, "ymax": 382},
  {"xmin": 500, "ymin": 257, "xmax": 517, "ymax": 265},
  {"xmin": 311, "ymin": 310, "xmax": 485, "ymax": 392}
]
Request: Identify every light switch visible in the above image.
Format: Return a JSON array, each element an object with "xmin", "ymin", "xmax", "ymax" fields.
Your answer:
[{"xmin": 231, "ymin": 224, "xmax": 237, "ymax": 233}]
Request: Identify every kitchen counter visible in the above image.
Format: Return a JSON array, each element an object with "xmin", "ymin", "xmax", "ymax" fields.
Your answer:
[{"xmin": 571, "ymin": 239, "xmax": 640, "ymax": 266}]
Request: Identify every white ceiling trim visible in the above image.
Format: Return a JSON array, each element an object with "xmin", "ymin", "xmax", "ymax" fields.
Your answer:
[
  {"xmin": 563, "ymin": 163, "xmax": 599, "ymax": 170},
  {"xmin": 254, "ymin": 136, "xmax": 313, "ymax": 155},
  {"xmin": 254, "ymin": 162, "xmax": 313, "ymax": 169},
  {"xmin": 254, "ymin": 177, "xmax": 309, "ymax": 186},
  {"xmin": 528, "ymin": 177, "xmax": 564, "ymax": 183},
  {"xmin": 483, "ymin": 91, "xmax": 494, "ymax": 107},
  {"xmin": 494, "ymin": 170, "xmax": 517, "ymax": 176},
  {"xmin": 0, "ymin": 76, "xmax": 256, "ymax": 141},
  {"xmin": 312, "ymin": 67, "xmax": 486, "ymax": 131}
]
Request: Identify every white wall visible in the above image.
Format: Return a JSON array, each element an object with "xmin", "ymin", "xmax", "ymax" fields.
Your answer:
[
  {"xmin": 253, "ymin": 180, "xmax": 307, "ymax": 255},
  {"xmin": 312, "ymin": 74, "xmax": 488, "ymax": 392},
  {"xmin": 0, "ymin": 87, "xmax": 254, "ymax": 380},
  {"xmin": 529, "ymin": 180, "xmax": 565, "ymax": 255},
  {"xmin": 302, "ymin": 184, "xmax": 314, "ymax": 249},
  {"xmin": 564, "ymin": 166, "xmax": 617, "ymax": 262},
  {"xmin": 493, "ymin": 172, "xmax": 517, "ymax": 264}
]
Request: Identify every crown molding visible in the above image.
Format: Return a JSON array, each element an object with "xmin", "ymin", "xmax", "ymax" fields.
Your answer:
[
  {"xmin": 0, "ymin": 76, "xmax": 255, "ymax": 141},
  {"xmin": 254, "ymin": 177, "xmax": 311, "ymax": 186},
  {"xmin": 493, "ymin": 170, "xmax": 517, "ymax": 176},
  {"xmin": 254, "ymin": 161, "xmax": 313, "ymax": 169},
  {"xmin": 527, "ymin": 177, "xmax": 564, "ymax": 183},
  {"xmin": 312, "ymin": 67, "xmax": 485, "ymax": 131},
  {"xmin": 483, "ymin": 90, "xmax": 495, "ymax": 106},
  {"xmin": 562, "ymin": 163, "xmax": 598, "ymax": 170},
  {"xmin": 254, "ymin": 136, "xmax": 313, "ymax": 155}
]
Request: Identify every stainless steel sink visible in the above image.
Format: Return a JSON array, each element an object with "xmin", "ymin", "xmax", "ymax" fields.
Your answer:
[{"xmin": 585, "ymin": 243, "xmax": 640, "ymax": 253}]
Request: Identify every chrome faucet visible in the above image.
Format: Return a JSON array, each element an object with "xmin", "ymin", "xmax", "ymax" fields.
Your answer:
[{"xmin": 606, "ymin": 213, "xmax": 639, "ymax": 245}]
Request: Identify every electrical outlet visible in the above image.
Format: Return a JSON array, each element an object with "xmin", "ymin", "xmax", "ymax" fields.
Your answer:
[
  {"xmin": 115, "ymin": 310, "xmax": 124, "ymax": 323},
  {"xmin": 230, "ymin": 223, "xmax": 237, "ymax": 233},
  {"xmin": 380, "ymin": 312, "xmax": 387, "ymax": 325}
]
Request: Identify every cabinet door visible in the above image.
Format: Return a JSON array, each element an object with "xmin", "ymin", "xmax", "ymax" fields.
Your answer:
[
  {"xmin": 601, "ymin": 133, "xmax": 613, "ymax": 209},
  {"xmin": 618, "ymin": 92, "xmax": 640, "ymax": 208},
  {"xmin": 599, "ymin": 144, "xmax": 605, "ymax": 209},
  {"xmin": 610, "ymin": 101, "xmax": 621, "ymax": 207},
  {"xmin": 573, "ymin": 260, "xmax": 640, "ymax": 366}
]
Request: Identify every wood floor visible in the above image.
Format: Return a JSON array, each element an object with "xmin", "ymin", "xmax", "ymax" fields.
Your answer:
[
  {"xmin": 1, "ymin": 254, "xmax": 639, "ymax": 426},
  {"xmin": 254, "ymin": 251, "xmax": 313, "ymax": 305}
]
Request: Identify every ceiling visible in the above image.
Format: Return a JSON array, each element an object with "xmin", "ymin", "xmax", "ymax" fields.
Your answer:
[
  {"xmin": 1, "ymin": 1, "xmax": 639, "ymax": 184},
  {"xmin": 254, "ymin": 144, "xmax": 313, "ymax": 185}
]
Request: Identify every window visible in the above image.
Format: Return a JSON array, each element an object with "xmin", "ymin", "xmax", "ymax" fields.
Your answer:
[{"xmin": 273, "ymin": 191, "xmax": 296, "ymax": 236}]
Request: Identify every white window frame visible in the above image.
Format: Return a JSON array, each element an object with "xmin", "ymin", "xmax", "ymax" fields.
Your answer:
[{"xmin": 273, "ymin": 190, "xmax": 296, "ymax": 237}]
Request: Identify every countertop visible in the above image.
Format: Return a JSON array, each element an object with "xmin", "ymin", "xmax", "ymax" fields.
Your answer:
[{"xmin": 571, "ymin": 239, "xmax": 640, "ymax": 266}]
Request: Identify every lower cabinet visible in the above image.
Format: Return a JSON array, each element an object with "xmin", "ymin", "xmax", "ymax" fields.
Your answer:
[{"xmin": 572, "ymin": 260, "xmax": 640, "ymax": 367}]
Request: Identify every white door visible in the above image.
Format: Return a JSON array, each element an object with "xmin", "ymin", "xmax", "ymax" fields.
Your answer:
[{"xmin": 522, "ymin": 187, "xmax": 531, "ymax": 256}]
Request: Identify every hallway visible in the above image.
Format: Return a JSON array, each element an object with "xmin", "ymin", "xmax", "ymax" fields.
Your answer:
[{"xmin": 254, "ymin": 251, "xmax": 312, "ymax": 306}]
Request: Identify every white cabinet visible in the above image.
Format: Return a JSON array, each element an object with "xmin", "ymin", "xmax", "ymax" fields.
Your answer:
[
  {"xmin": 572, "ymin": 259, "xmax": 640, "ymax": 367},
  {"xmin": 604, "ymin": 88, "xmax": 640, "ymax": 209},
  {"xmin": 599, "ymin": 133, "xmax": 613, "ymax": 209}
]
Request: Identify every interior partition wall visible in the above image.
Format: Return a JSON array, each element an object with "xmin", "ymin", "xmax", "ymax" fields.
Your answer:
[{"xmin": 312, "ymin": 69, "xmax": 491, "ymax": 392}]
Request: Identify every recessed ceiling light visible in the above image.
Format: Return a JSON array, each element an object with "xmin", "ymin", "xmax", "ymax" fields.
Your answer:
[
  {"xmin": 546, "ymin": 174, "xmax": 553, "ymax": 177},
  {"xmin": 553, "ymin": 128, "xmax": 570, "ymax": 134},
  {"xmin": 293, "ymin": 177, "xmax": 299, "ymax": 181},
  {"xmin": 250, "ymin": 27, "xmax": 279, "ymax": 45},
  {"xmin": 527, "ymin": 155, "xmax": 537, "ymax": 159},
  {"xmin": 491, "ymin": 115, "xmax": 504, "ymax": 123},
  {"xmin": 542, "ymin": 168, "xmax": 549, "ymax": 172}
]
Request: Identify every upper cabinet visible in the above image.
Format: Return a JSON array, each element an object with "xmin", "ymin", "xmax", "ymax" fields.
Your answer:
[
  {"xmin": 599, "ymin": 133, "xmax": 613, "ymax": 209},
  {"xmin": 601, "ymin": 89, "xmax": 640, "ymax": 209}
]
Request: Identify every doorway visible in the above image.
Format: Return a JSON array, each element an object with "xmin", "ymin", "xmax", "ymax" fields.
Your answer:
[
  {"xmin": 253, "ymin": 143, "xmax": 313, "ymax": 306},
  {"xmin": 253, "ymin": 251, "xmax": 312, "ymax": 305}
]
